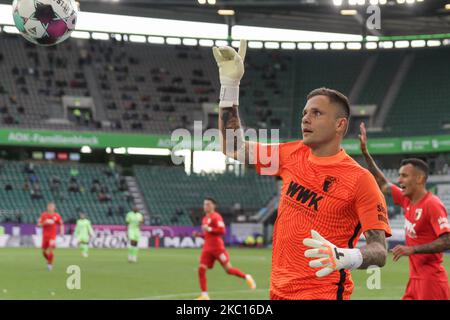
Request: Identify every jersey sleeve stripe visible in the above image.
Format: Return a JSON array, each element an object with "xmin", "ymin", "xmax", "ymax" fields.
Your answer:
[
  {"xmin": 348, "ymin": 223, "xmax": 362, "ymax": 249},
  {"xmin": 335, "ymin": 224, "xmax": 361, "ymax": 300}
]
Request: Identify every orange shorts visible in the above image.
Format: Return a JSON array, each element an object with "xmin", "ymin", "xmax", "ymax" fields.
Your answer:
[{"xmin": 270, "ymin": 290, "xmax": 351, "ymax": 300}]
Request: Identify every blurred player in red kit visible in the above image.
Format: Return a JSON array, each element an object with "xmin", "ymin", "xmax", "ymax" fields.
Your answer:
[
  {"xmin": 37, "ymin": 202, "xmax": 64, "ymax": 271},
  {"xmin": 360, "ymin": 122, "xmax": 450, "ymax": 300},
  {"xmin": 195, "ymin": 197, "xmax": 256, "ymax": 300}
]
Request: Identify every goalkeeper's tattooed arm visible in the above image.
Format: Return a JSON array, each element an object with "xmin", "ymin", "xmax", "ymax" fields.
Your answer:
[
  {"xmin": 358, "ymin": 123, "xmax": 391, "ymax": 194},
  {"xmin": 358, "ymin": 229, "xmax": 387, "ymax": 269},
  {"xmin": 219, "ymin": 106, "xmax": 254, "ymax": 164},
  {"xmin": 213, "ymin": 40, "xmax": 255, "ymax": 164}
]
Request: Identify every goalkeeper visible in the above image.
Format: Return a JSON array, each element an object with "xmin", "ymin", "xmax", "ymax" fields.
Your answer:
[
  {"xmin": 74, "ymin": 212, "xmax": 94, "ymax": 258},
  {"xmin": 212, "ymin": 40, "xmax": 391, "ymax": 300}
]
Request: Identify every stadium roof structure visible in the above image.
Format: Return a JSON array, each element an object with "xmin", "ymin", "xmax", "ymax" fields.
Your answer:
[{"xmin": 9, "ymin": 0, "xmax": 448, "ymax": 37}]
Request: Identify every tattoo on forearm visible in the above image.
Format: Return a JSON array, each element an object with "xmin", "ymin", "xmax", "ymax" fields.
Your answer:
[
  {"xmin": 220, "ymin": 106, "xmax": 240, "ymax": 131},
  {"xmin": 358, "ymin": 229, "xmax": 387, "ymax": 269},
  {"xmin": 219, "ymin": 106, "xmax": 247, "ymax": 161},
  {"xmin": 413, "ymin": 233, "xmax": 450, "ymax": 254}
]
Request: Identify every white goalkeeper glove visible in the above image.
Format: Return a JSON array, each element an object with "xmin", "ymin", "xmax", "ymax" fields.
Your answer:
[
  {"xmin": 303, "ymin": 230, "xmax": 363, "ymax": 278},
  {"xmin": 212, "ymin": 39, "xmax": 247, "ymax": 108}
]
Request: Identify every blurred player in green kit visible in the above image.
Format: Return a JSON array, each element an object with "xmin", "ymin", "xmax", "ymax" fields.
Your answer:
[
  {"xmin": 126, "ymin": 207, "xmax": 144, "ymax": 263},
  {"xmin": 74, "ymin": 213, "xmax": 94, "ymax": 258}
]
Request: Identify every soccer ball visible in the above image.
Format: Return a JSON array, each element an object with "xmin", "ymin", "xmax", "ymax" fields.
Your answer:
[{"xmin": 12, "ymin": 0, "xmax": 78, "ymax": 46}]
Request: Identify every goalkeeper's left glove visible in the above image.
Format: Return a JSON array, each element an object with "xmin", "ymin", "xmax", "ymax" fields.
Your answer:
[
  {"xmin": 303, "ymin": 230, "xmax": 363, "ymax": 278},
  {"xmin": 212, "ymin": 39, "xmax": 247, "ymax": 108}
]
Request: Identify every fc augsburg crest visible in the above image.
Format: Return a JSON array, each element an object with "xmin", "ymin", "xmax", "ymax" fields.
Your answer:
[{"xmin": 323, "ymin": 176, "xmax": 337, "ymax": 192}]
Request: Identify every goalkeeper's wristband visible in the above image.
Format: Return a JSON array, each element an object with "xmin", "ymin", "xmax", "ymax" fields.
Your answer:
[
  {"xmin": 219, "ymin": 85, "xmax": 239, "ymax": 108},
  {"xmin": 341, "ymin": 248, "xmax": 363, "ymax": 270}
]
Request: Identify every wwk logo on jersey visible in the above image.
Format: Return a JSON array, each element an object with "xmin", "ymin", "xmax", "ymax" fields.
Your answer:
[{"xmin": 286, "ymin": 181, "xmax": 323, "ymax": 211}]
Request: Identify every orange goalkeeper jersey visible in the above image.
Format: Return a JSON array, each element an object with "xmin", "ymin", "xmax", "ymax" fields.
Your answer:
[{"xmin": 255, "ymin": 141, "xmax": 391, "ymax": 300}]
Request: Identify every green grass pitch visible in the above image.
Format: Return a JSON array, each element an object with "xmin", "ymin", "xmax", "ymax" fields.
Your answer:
[{"xmin": 0, "ymin": 248, "xmax": 448, "ymax": 300}]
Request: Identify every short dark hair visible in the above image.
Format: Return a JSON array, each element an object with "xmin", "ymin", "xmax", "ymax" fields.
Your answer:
[
  {"xmin": 400, "ymin": 158, "xmax": 429, "ymax": 179},
  {"xmin": 204, "ymin": 197, "xmax": 217, "ymax": 205},
  {"xmin": 307, "ymin": 87, "xmax": 350, "ymax": 119}
]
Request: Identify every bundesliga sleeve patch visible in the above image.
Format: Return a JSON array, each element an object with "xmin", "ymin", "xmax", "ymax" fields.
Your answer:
[{"xmin": 377, "ymin": 203, "xmax": 388, "ymax": 224}]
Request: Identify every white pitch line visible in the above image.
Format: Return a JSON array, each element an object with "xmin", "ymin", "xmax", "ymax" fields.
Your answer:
[
  {"xmin": 143, "ymin": 253, "xmax": 268, "ymax": 261},
  {"xmin": 353, "ymin": 285, "xmax": 406, "ymax": 289},
  {"xmin": 132, "ymin": 288, "xmax": 269, "ymax": 300}
]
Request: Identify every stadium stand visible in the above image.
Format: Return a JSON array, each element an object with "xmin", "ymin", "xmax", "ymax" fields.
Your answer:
[
  {"xmin": 290, "ymin": 51, "xmax": 367, "ymax": 137},
  {"xmin": 0, "ymin": 35, "xmax": 90, "ymax": 129},
  {"xmin": 0, "ymin": 33, "xmax": 219, "ymax": 133},
  {"xmin": 0, "ymin": 160, "xmax": 278, "ymax": 226},
  {"xmin": 240, "ymin": 51, "xmax": 295, "ymax": 138},
  {"xmin": 0, "ymin": 161, "xmax": 132, "ymax": 224},
  {"xmin": 382, "ymin": 48, "xmax": 450, "ymax": 137},
  {"xmin": 134, "ymin": 165, "xmax": 278, "ymax": 226},
  {"xmin": 93, "ymin": 41, "xmax": 219, "ymax": 133},
  {"xmin": 1, "ymin": 33, "xmax": 449, "ymax": 139},
  {"xmin": 1, "ymin": 33, "xmax": 449, "ymax": 225},
  {"xmin": 358, "ymin": 51, "xmax": 406, "ymax": 107}
]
